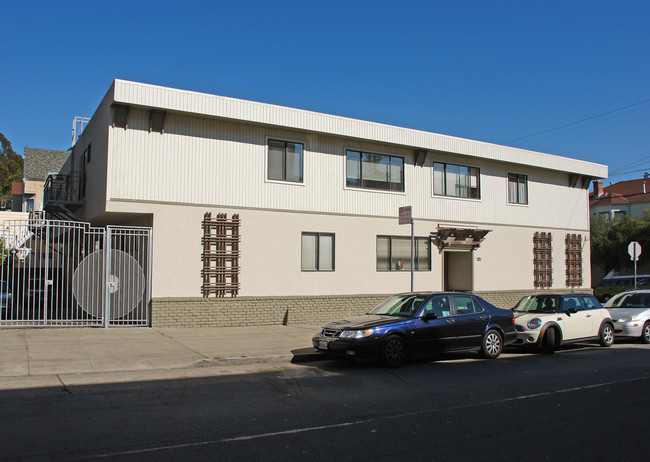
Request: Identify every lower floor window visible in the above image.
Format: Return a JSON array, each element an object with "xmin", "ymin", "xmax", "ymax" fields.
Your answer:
[
  {"xmin": 302, "ymin": 233, "xmax": 334, "ymax": 271},
  {"xmin": 377, "ymin": 236, "xmax": 431, "ymax": 271}
]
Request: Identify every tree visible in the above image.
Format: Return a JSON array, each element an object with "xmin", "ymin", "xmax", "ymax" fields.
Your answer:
[
  {"xmin": 590, "ymin": 212, "xmax": 650, "ymax": 277},
  {"xmin": 0, "ymin": 132, "xmax": 23, "ymax": 200}
]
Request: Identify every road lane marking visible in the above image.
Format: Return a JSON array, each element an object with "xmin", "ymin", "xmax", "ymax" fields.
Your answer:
[{"xmin": 78, "ymin": 375, "xmax": 649, "ymax": 459}]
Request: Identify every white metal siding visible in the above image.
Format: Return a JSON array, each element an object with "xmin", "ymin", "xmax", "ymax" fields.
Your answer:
[
  {"xmin": 107, "ymin": 109, "xmax": 590, "ymax": 230},
  {"xmin": 75, "ymin": 88, "xmax": 113, "ymax": 219},
  {"xmin": 112, "ymin": 79, "xmax": 607, "ymax": 178}
]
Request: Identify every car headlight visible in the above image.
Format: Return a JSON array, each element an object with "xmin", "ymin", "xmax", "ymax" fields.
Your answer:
[
  {"xmin": 527, "ymin": 318, "xmax": 542, "ymax": 330},
  {"xmin": 339, "ymin": 329, "xmax": 374, "ymax": 339},
  {"xmin": 616, "ymin": 316, "xmax": 631, "ymax": 322}
]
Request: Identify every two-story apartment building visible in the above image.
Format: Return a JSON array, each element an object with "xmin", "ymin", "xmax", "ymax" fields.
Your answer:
[{"xmin": 46, "ymin": 80, "xmax": 607, "ymax": 326}]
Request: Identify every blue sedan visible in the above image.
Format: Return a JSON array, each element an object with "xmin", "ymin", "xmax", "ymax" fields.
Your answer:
[{"xmin": 313, "ymin": 292, "xmax": 517, "ymax": 367}]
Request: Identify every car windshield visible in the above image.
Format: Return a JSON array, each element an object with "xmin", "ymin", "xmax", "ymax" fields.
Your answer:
[
  {"xmin": 513, "ymin": 296, "xmax": 558, "ymax": 313},
  {"xmin": 603, "ymin": 293, "xmax": 650, "ymax": 308},
  {"xmin": 368, "ymin": 294, "xmax": 426, "ymax": 317}
]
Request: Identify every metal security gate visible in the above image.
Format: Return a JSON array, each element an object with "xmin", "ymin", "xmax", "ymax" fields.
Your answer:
[{"xmin": 0, "ymin": 217, "xmax": 151, "ymax": 327}]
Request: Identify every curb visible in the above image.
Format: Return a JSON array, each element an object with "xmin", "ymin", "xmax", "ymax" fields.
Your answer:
[{"xmin": 188, "ymin": 349, "xmax": 324, "ymax": 368}]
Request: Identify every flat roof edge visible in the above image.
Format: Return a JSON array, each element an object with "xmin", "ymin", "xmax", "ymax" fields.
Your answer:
[{"xmin": 111, "ymin": 79, "xmax": 607, "ymax": 178}]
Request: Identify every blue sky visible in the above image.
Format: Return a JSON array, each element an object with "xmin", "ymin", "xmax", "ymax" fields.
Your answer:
[{"xmin": 2, "ymin": 0, "xmax": 649, "ymax": 184}]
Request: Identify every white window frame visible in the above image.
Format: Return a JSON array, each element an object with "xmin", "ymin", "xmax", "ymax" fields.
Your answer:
[
  {"xmin": 507, "ymin": 173, "xmax": 528, "ymax": 205},
  {"xmin": 301, "ymin": 232, "xmax": 335, "ymax": 272},
  {"xmin": 266, "ymin": 138, "xmax": 305, "ymax": 184},
  {"xmin": 345, "ymin": 149, "xmax": 405, "ymax": 193},
  {"xmin": 433, "ymin": 162, "xmax": 480, "ymax": 199},
  {"xmin": 376, "ymin": 235, "xmax": 431, "ymax": 272}
]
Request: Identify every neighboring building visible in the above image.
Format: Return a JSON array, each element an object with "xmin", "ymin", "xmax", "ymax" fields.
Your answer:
[
  {"xmin": 44, "ymin": 80, "xmax": 607, "ymax": 326},
  {"xmin": 589, "ymin": 178, "xmax": 650, "ymax": 219},
  {"xmin": 18, "ymin": 147, "xmax": 69, "ymax": 212},
  {"xmin": 10, "ymin": 181, "xmax": 23, "ymax": 212},
  {"xmin": 589, "ymin": 177, "xmax": 650, "ymax": 291}
]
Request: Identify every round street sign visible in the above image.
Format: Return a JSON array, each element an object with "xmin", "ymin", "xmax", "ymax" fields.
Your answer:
[{"xmin": 628, "ymin": 241, "xmax": 642, "ymax": 261}]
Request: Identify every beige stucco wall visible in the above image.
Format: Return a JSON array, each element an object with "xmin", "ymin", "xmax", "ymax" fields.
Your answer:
[
  {"xmin": 0, "ymin": 211, "xmax": 30, "ymax": 227},
  {"xmin": 104, "ymin": 200, "xmax": 591, "ymax": 298},
  {"xmin": 22, "ymin": 180, "xmax": 44, "ymax": 210}
]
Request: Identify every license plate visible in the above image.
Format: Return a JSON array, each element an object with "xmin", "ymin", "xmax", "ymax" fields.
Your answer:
[{"xmin": 318, "ymin": 340, "xmax": 328, "ymax": 350}]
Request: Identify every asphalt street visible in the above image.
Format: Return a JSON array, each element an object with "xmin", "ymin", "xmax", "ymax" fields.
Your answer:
[{"xmin": 1, "ymin": 341, "xmax": 648, "ymax": 461}]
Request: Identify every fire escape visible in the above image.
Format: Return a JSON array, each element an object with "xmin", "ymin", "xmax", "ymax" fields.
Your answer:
[{"xmin": 43, "ymin": 172, "xmax": 84, "ymax": 221}]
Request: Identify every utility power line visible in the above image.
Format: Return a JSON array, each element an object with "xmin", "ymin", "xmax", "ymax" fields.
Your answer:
[
  {"xmin": 609, "ymin": 155, "xmax": 650, "ymax": 175},
  {"xmin": 608, "ymin": 167, "xmax": 650, "ymax": 178},
  {"xmin": 501, "ymin": 97, "xmax": 650, "ymax": 145}
]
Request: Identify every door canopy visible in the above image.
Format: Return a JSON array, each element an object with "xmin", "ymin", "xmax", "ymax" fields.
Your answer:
[{"xmin": 431, "ymin": 226, "xmax": 491, "ymax": 251}]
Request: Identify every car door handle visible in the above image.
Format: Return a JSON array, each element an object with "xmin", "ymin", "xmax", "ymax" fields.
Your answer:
[
  {"xmin": 446, "ymin": 319, "xmax": 455, "ymax": 324},
  {"xmin": 479, "ymin": 315, "xmax": 488, "ymax": 320},
  {"xmin": 586, "ymin": 314, "xmax": 592, "ymax": 317}
]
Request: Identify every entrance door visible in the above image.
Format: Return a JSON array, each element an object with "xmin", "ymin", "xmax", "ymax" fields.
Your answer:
[{"xmin": 443, "ymin": 251, "xmax": 473, "ymax": 291}]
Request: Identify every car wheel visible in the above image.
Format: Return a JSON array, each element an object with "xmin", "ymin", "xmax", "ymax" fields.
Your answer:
[
  {"xmin": 599, "ymin": 323, "xmax": 614, "ymax": 347},
  {"xmin": 641, "ymin": 322, "xmax": 650, "ymax": 344},
  {"xmin": 479, "ymin": 329, "xmax": 503, "ymax": 359},
  {"xmin": 380, "ymin": 335, "xmax": 407, "ymax": 368},
  {"xmin": 541, "ymin": 327, "xmax": 556, "ymax": 354}
]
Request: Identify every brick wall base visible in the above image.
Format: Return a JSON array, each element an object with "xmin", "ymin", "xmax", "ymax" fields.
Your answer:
[
  {"xmin": 151, "ymin": 295, "xmax": 388, "ymax": 327},
  {"xmin": 151, "ymin": 289, "xmax": 592, "ymax": 328}
]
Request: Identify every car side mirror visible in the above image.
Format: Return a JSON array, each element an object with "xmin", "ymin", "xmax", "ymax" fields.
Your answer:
[
  {"xmin": 422, "ymin": 313, "xmax": 438, "ymax": 321},
  {"xmin": 565, "ymin": 308, "xmax": 578, "ymax": 315}
]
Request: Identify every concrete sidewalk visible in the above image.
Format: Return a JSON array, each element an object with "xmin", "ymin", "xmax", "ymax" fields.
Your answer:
[{"xmin": 0, "ymin": 325, "xmax": 322, "ymax": 389}]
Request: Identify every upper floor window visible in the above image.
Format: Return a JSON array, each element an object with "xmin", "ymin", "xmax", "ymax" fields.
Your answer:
[
  {"xmin": 508, "ymin": 173, "xmax": 528, "ymax": 204},
  {"xmin": 347, "ymin": 150, "xmax": 404, "ymax": 192},
  {"xmin": 268, "ymin": 140, "xmax": 303, "ymax": 182},
  {"xmin": 81, "ymin": 144, "xmax": 91, "ymax": 198},
  {"xmin": 433, "ymin": 162, "xmax": 480, "ymax": 199}
]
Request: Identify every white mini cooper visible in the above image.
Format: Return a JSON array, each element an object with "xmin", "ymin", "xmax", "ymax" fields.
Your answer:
[{"xmin": 512, "ymin": 293, "xmax": 614, "ymax": 353}]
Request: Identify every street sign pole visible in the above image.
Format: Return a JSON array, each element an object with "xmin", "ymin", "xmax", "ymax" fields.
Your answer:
[
  {"xmin": 628, "ymin": 241, "xmax": 642, "ymax": 290},
  {"xmin": 410, "ymin": 217, "xmax": 414, "ymax": 292},
  {"xmin": 398, "ymin": 206, "xmax": 414, "ymax": 292}
]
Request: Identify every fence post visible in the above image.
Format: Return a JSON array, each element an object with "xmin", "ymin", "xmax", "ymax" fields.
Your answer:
[
  {"xmin": 43, "ymin": 220, "xmax": 50, "ymax": 326},
  {"xmin": 104, "ymin": 228, "xmax": 111, "ymax": 328}
]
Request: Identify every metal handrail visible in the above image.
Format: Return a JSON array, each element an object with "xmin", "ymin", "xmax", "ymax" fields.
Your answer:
[{"xmin": 43, "ymin": 173, "xmax": 83, "ymax": 205}]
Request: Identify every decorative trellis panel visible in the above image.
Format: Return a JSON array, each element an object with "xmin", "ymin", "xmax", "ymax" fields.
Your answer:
[
  {"xmin": 565, "ymin": 234, "xmax": 583, "ymax": 287},
  {"xmin": 533, "ymin": 232, "xmax": 552, "ymax": 289},
  {"xmin": 201, "ymin": 213, "xmax": 240, "ymax": 297}
]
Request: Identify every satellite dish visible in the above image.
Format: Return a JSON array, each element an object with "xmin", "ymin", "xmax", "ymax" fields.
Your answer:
[{"xmin": 72, "ymin": 249, "xmax": 146, "ymax": 319}]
